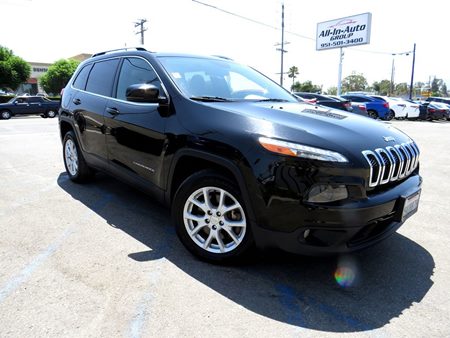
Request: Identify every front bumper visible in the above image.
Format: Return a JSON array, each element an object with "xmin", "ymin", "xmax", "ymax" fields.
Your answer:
[{"xmin": 251, "ymin": 174, "xmax": 422, "ymax": 255}]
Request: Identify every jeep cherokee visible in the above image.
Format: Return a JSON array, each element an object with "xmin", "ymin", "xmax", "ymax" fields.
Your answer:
[{"xmin": 59, "ymin": 48, "xmax": 422, "ymax": 263}]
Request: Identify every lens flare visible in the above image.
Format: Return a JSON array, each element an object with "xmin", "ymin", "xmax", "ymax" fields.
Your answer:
[
  {"xmin": 334, "ymin": 266, "xmax": 356, "ymax": 287},
  {"xmin": 334, "ymin": 255, "xmax": 358, "ymax": 288}
]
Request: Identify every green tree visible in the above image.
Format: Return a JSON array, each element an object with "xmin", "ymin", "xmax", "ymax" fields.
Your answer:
[
  {"xmin": 394, "ymin": 83, "xmax": 409, "ymax": 96},
  {"xmin": 342, "ymin": 72, "xmax": 368, "ymax": 93},
  {"xmin": 288, "ymin": 66, "xmax": 299, "ymax": 91},
  {"xmin": 40, "ymin": 59, "xmax": 79, "ymax": 95},
  {"xmin": 326, "ymin": 86, "xmax": 337, "ymax": 95},
  {"xmin": 372, "ymin": 80, "xmax": 391, "ymax": 95},
  {"xmin": 441, "ymin": 83, "xmax": 448, "ymax": 97},
  {"xmin": 0, "ymin": 46, "xmax": 31, "ymax": 90},
  {"xmin": 292, "ymin": 80, "xmax": 321, "ymax": 93},
  {"xmin": 431, "ymin": 77, "xmax": 441, "ymax": 96}
]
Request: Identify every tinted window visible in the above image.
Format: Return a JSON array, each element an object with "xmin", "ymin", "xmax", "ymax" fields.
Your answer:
[
  {"xmin": 73, "ymin": 64, "xmax": 93, "ymax": 90},
  {"xmin": 85, "ymin": 59, "xmax": 120, "ymax": 97},
  {"xmin": 28, "ymin": 97, "xmax": 41, "ymax": 103},
  {"xmin": 116, "ymin": 57, "xmax": 161, "ymax": 101}
]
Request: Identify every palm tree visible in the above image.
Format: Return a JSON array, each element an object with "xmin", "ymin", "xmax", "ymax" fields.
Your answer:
[{"xmin": 288, "ymin": 66, "xmax": 299, "ymax": 91}]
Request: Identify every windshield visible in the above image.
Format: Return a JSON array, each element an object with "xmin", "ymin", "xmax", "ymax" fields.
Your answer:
[{"xmin": 157, "ymin": 56, "xmax": 297, "ymax": 102}]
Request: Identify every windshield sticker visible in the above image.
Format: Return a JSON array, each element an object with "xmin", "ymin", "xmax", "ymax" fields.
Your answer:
[{"xmin": 171, "ymin": 72, "xmax": 182, "ymax": 79}]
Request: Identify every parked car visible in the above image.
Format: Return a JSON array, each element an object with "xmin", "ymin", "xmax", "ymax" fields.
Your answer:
[
  {"xmin": 425, "ymin": 97, "xmax": 450, "ymax": 121},
  {"xmin": 59, "ymin": 48, "xmax": 422, "ymax": 263},
  {"xmin": 341, "ymin": 94, "xmax": 391, "ymax": 120},
  {"xmin": 370, "ymin": 96, "xmax": 420, "ymax": 119},
  {"xmin": 0, "ymin": 96, "xmax": 60, "ymax": 119},
  {"xmin": 293, "ymin": 92, "xmax": 352, "ymax": 112},
  {"xmin": 416, "ymin": 101, "xmax": 447, "ymax": 120},
  {"xmin": 350, "ymin": 102, "xmax": 369, "ymax": 117}
]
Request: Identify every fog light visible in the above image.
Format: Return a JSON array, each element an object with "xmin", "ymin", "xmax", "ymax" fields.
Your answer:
[{"xmin": 307, "ymin": 184, "xmax": 348, "ymax": 203}]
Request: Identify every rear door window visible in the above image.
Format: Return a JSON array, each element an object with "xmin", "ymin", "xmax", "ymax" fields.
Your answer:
[{"xmin": 85, "ymin": 59, "xmax": 120, "ymax": 97}]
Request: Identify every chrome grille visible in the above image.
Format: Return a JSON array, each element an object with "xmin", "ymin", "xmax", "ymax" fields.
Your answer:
[{"xmin": 362, "ymin": 142, "xmax": 420, "ymax": 188}]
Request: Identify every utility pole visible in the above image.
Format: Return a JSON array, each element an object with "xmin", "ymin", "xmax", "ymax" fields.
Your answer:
[
  {"xmin": 409, "ymin": 43, "xmax": 416, "ymax": 100},
  {"xmin": 390, "ymin": 55, "xmax": 395, "ymax": 96},
  {"xmin": 275, "ymin": 2, "xmax": 288, "ymax": 87},
  {"xmin": 134, "ymin": 19, "xmax": 148, "ymax": 45},
  {"xmin": 337, "ymin": 48, "xmax": 344, "ymax": 96}
]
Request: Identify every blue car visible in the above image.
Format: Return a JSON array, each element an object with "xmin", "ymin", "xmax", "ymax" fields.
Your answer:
[{"xmin": 341, "ymin": 94, "xmax": 391, "ymax": 120}]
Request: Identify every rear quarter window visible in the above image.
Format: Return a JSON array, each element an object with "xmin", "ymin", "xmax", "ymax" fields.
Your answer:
[{"xmin": 72, "ymin": 64, "xmax": 93, "ymax": 90}]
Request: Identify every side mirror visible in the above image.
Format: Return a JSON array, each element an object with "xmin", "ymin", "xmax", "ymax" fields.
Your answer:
[{"xmin": 126, "ymin": 84, "xmax": 161, "ymax": 103}]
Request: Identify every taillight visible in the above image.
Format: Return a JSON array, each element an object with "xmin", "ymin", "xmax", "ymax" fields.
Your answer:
[
  {"xmin": 383, "ymin": 102, "xmax": 389, "ymax": 108},
  {"xmin": 429, "ymin": 108, "xmax": 436, "ymax": 113},
  {"xmin": 358, "ymin": 105, "xmax": 366, "ymax": 111}
]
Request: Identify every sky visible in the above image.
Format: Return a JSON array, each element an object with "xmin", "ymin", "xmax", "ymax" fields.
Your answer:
[{"xmin": 1, "ymin": 0, "xmax": 448, "ymax": 91}]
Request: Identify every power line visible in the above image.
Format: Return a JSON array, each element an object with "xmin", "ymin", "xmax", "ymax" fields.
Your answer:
[
  {"xmin": 191, "ymin": 0, "xmax": 410, "ymax": 56},
  {"xmin": 192, "ymin": 0, "xmax": 314, "ymax": 41}
]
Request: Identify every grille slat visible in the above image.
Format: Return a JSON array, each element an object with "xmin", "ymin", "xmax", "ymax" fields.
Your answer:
[{"xmin": 362, "ymin": 142, "xmax": 419, "ymax": 188}]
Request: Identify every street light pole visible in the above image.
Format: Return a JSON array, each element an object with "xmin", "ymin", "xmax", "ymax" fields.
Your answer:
[{"xmin": 409, "ymin": 43, "xmax": 416, "ymax": 100}]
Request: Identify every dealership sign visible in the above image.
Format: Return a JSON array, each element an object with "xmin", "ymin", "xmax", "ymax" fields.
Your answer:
[{"xmin": 316, "ymin": 13, "xmax": 372, "ymax": 51}]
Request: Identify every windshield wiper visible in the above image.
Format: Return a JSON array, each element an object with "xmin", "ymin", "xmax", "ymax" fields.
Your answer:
[
  {"xmin": 257, "ymin": 98, "xmax": 290, "ymax": 102},
  {"xmin": 190, "ymin": 96, "xmax": 231, "ymax": 102}
]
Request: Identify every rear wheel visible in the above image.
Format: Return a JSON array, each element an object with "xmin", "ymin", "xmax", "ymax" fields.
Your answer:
[
  {"xmin": 385, "ymin": 110, "xmax": 394, "ymax": 121},
  {"xmin": 172, "ymin": 170, "xmax": 254, "ymax": 263},
  {"xmin": 46, "ymin": 110, "xmax": 57, "ymax": 118},
  {"xmin": 1, "ymin": 110, "xmax": 11, "ymax": 120},
  {"xmin": 63, "ymin": 131, "xmax": 94, "ymax": 183},
  {"xmin": 367, "ymin": 110, "xmax": 378, "ymax": 119}
]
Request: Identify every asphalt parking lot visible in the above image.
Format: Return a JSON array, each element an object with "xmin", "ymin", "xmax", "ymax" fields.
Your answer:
[{"xmin": 0, "ymin": 116, "xmax": 449, "ymax": 337}]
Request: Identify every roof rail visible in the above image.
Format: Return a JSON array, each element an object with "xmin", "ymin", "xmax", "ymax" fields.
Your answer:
[{"xmin": 92, "ymin": 47, "xmax": 148, "ymax": 58}]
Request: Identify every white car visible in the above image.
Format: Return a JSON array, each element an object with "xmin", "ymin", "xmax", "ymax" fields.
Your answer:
[
  {"xmin": 371, "ymin": 95, "xmax": 419, "ymax": 119},
  {"xmin": 390, "ymin": 97, "xmax": 420, "ymax": 119}
]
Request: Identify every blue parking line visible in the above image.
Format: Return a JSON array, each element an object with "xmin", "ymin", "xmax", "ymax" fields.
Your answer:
[{"xmin": 0, "ymin": 193, "xmax": 115, "ymax": 305}]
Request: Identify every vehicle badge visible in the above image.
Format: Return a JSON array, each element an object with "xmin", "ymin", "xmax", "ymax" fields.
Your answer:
[{"xmin": 383, "ymin": 136, "xmax": 396, "ymax": 142}]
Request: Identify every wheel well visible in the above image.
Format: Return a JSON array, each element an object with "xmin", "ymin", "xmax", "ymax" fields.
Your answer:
[
  {"xmin": 60, "ymin": 121, "xmax": 73, "ymax": 140},
  {"xmin": 170, "ymin": 156, "xmax": 237, "ymax": 203}
]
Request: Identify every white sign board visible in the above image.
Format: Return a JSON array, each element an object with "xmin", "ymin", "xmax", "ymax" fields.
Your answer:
[{"xmin": 316, "ymin": 13, "xmax": 372, "ymax": 51}]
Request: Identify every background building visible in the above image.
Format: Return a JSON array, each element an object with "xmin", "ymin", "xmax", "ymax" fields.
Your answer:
[{"xmin": 16, "ymin": 54, "xmax": 92, "ymax": 95}]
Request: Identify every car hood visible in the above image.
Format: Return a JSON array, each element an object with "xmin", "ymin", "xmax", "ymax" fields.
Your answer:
[{"xmin": 201, "ymin": 101, "xmax": 413, "ymax": 162}]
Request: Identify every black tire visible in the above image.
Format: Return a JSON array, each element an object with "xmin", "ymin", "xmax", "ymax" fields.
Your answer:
[
  {"xmin": 367, "ymin": 110, "xmax": 378, "ymax": 119},
  {"xmin": 1, "ymin": 110, "xmax": 11, "ymax": 120},
  {"xmin": 384, "ymin": 110, "xmax": 394, "ymax": 121},
  {"xmin": 62, "ymin": 131, "xmax": 94, "ymax": 183},
  {"xmin": 46, "ymin": 110, "xmax": 57, "ymax": 118},
  {"xmin": 172, "ymin": 170, "xmax": 254, "ymax": 263}
]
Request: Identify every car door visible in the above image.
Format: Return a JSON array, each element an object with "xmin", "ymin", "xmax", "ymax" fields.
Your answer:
[
  {"xmin": 14, "ymin": 97, "xmax": 32, "ymax": 115},
  {"xmin": 104, "ymin": 56, "xmax": 167, "ymax": 187},
  {"xmin": 28, "ymin": 97, "xmax": 45, "ymax": 114},
  {"xmin": 70, "ymin": 58, "xmax": 120, "ymax": 161}
]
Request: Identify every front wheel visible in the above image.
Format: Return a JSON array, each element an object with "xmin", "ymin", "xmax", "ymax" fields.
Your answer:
[
  {"xmin": 1, "ymin": 110, "xmax": 11, "ymax": 120},
  {"xmin": 172, "ymin": 170, "xmax": 254, "ymax": 263}
]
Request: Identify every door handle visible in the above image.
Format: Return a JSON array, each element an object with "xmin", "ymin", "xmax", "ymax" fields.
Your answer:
[
  {"xmin": 106, "ymin": 107, "xmax": 120, "ymax": 116},
  {"xmin": 73, "ymin": 98, "xmax": 81, "ymax": 105}
]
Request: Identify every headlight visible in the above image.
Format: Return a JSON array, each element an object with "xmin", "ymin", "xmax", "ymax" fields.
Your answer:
[{"xmin": 258, "ymin": 137, "xmax": 348, "ymax": 163}]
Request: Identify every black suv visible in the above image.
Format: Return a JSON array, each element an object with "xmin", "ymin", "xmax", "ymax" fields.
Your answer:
[{"xmin": 59, "ymin": 48, "xmax": 422, "ymax": 263}]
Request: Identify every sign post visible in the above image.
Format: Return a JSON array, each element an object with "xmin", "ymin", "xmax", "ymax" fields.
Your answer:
[{"xmin": 316, "ymin": 13, "xmax": 372, "ymax": 95}]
